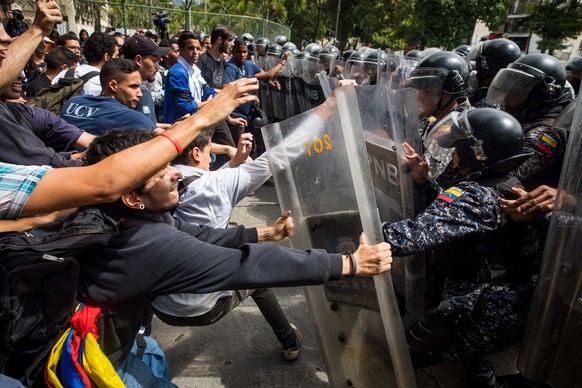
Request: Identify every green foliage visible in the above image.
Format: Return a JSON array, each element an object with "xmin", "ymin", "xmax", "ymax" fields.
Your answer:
[
  {"xmin": 412, "ymin": 0, "xmax": 507, "ymax": 49},
  {"xmin": 529, "ymin": 0, "xmax": 582, "ymax": 54}
]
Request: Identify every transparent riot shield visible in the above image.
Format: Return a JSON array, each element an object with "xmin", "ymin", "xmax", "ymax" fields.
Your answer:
[
  {"xmin": 257, "ymin": 55, "xmax": 273, "ymax": 119},
  {"xmin": 262, "ymin": 87, "xmax": 416, "ymax": 388},
  {"xmin": 267, "ymin": 54, "xmax": 286, "ymax": 121},
  {"xmin": 517, "ymin": 96, "xmax": 582, "ymax": 387},
  {"xmin": 301, "ymin": 57, "xmax": 326, "ymax": 109},
  {"xmin": 292, "ymin": 58, "xmax": 310, "ymax": 114},
  {"xmin": 280, "ymin": 56, "xmax": 300, "ymax": 119},
  {"xmin": 356, "ymin": 85, "xmax": 425, "ymax": 314}
]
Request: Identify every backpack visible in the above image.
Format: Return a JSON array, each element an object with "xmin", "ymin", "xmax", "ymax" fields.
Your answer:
[
  {"xmin": 26, "ymin": 68, "xmax": 100, "ymax": 116},
  {"xmin": 0, "ymin": 208, "xmax": 118, "ymax": 386}
]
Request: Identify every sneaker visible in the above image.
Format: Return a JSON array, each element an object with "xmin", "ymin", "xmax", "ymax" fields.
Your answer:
[{"xmin": 282, "ymin": 323, "xmax": 301, "ymax": 361}]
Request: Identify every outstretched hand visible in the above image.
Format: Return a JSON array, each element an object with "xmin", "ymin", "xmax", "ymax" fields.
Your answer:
[
  {"xmin": 351, "ymin": 233, "xmax": 392, "ymax": 277},
  {"xmin": 229, "ymin": 132, "xmax": 253, "ymax": 167},
  {"xmin": 197, "ymin": 78, "xmax": 259, "ymax": 128},
  {"xmin": 500, "ymin": 185, "xmax": 557, "ymax": 221},
  {"xmin": 268, "ymin": 210, "xmax": 294, "ymax": 242},
  {"xmin": 402, "ymin": 142, "xmax": 428, "ymax": 185}
]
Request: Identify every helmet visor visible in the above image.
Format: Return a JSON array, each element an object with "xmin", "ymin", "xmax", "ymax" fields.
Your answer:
[
  {"xmin": 348, "ymin": 61, "xmax": 370, "ymax": 85},
  {"xmin": 486, "ymin": 67, "xmax": 541, "ymax": 107},
  {"xmin": 422, "ymin": 110, "xmax": 473, "ymax": 178},
  {"xmin": 405, "ymin": 67, "xmax": 448, "ymax": 90}
]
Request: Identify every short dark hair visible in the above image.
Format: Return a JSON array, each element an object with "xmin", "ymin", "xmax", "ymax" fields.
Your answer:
[
  {"xmin": 178, "ymin": 32, "xmax": 199, "ymax": 49},
  {"xmin": 83, "ymin": 128, "xmax": 157, "ymax": 192},
  {"xmin": 159, "ymin": 38, "xmax": 178, "ymax": 48},
  {"xmin": 172, "ymin": 129, "xmax": 214, "ymax": 166},
  {"xmin": 233, "ymin": 37, "xmax": 246, "ymax": 49},
  {"xmin": 84, "ymin": 32, "xmax": 118, "ymax": 65},
  {"xmin": 56, "ymin": 33, "xmax": 79, "ymax": 47},
  {"xmin": 45, "ymin": 47, "xmax": 77, "ymax": 70},
  {"xmin": 100, "ymin": 58, "xmax": 140, "ymax": 86},
  {"xmin": 210, "ymin": 24, "xmax": 233, "ymax": 45}
]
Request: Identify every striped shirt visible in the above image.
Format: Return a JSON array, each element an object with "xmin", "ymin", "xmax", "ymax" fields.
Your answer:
[{"xmin": 0, "ymin": 162, "xmax": 52, "ymax": 219}]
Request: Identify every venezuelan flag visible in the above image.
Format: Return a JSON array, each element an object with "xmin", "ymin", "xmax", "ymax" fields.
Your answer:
[
  {"xmin": 536, "ymin": 134, "xmax": 557, "ymax": 155},
  {"xmin": 437, "ymin": 187, "xmax": 464, "ymax": 203}
]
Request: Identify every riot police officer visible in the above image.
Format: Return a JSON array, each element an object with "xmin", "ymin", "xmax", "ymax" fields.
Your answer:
[
  {"xmin": 467, "ymin": 39, "xmax": 521, "ymax": 106},
  {"xmin": 383, "ymin": 108, "xmax": 540, "ymax": 388},
  {"xmin": 565, "ymin": 55, "xmax": 582, "ymax": 94},
  {"xmin": 486, "ymin": 53, "xmax": 573, "ymax": 190},
  {"xmin": 405, "ymin": 51, "xmax": 472, "ymax": 179}
]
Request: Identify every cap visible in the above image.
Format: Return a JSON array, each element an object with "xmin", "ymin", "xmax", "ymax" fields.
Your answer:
[{"xmin": 121, "ymin": 34, "xmax": 170, "ymax": 59}]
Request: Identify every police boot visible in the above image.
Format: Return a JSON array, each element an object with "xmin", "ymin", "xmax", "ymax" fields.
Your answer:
[{"xmin": 464, "ymin": 359, "xmax": 501, "ymax": 388}]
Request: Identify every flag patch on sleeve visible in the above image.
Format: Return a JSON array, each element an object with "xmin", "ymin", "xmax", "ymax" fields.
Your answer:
[
  {"xmin": 437, "ymin": 187, "xmax": 464, "ymax": 203},
  {"xmin": 536, "ymin": 134, "xmax": 557, "ymax": 155}
]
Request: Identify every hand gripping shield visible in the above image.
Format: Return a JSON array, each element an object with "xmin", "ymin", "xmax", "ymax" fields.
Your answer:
[
  {"xmin": 517, "ymin": 95, "xmax": 582, "ymax": 387},
  {"xmin": 262, "ymin": 87, "xmax": 416, "ymax": 388}
]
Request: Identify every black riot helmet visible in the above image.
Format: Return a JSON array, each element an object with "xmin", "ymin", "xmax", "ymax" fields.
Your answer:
[
  {"xmin": 342, "ymin": 49, "xmax": 355, "ymax": 62},
  {"xmin": 474, "ymin": 39, "xmax": 521, "ymax": 81},
  {"xmin": 282, "ymin": 42, "xmax": 297, "ymax": 52},
  {"xmin": 267, "ymin": 44, "xmax": 283, "ymax": 58},
  {"xmin": 406, "ymin": 51, "xmax": 470, "ymax": 94},
  {"xmin": 275, "ymin": 35, "xmax": 288, "ymax": 46},
  {"xmin": 566, "ymin": 55, "xmax": 582, "ymax": 72},
  {"xmin": 405, "ymin": 49, "xmax": 422, "ymax": 60},
  {"xmin": 319, "ymin": 45, "xmax": 340, "ymax": 60},
  {"xmin": 255, "ymin": 37, "xmax": 270, "ymax": 56},
  {"xmin": 428, "ymin": 108, "xmax": 530, "ymax": 172},
  {"xmin": 454, "ymin": 45, "xmax": 472, "ymax": 58},
  {"xmin": 487, "ymin": 53, "xmax": 568, "ymax": 107},
  {"xmin": 305, "ymin": 43, "xmax": 323, "ymax": 55}
]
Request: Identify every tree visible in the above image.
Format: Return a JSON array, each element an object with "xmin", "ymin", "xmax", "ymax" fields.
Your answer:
[
  {"xmin": 412, "ymin": 0, "xmax": 507, "ymax": 49},
  {"xmin": 528, "ymin": 0, "xmax": 582, "ymax": 54}
]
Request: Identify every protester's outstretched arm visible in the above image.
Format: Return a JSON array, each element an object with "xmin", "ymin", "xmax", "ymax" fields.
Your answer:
[
  {"xmin": 21, "ymin": 79, "xmax": 259, "ymax": 216},
  {"xmin": 0, "ymin": 1, "xmax": 62, "ymax": 93}
]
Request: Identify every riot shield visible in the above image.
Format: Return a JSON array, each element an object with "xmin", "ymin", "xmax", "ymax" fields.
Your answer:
[
  {"xmin": 355, "ymin": 85, "xmax": 425, "ymax": 314},
  {"xmin": 280, "ymin": 56, "xmax": 300, "ymax": 119},
  {"xmin": 292, "ymin": 57, "xmax": 310, "ymax": 114},
  {"xmin": 267, "ymin": 54, "xmax": 286, "ymax": 121},
  {"xmin": 257, "ymin": 55, "xmax": 273, "ymax": 119},
  {"xmin": 262, "ymin": 87, "xmax": 416, "ymax": 388},
  {"xmin": 517, "ymin": 96, "xmax": 582, "ymax": 386},
  {"xmin": 301, "ymin": 59, "xmax": 326, "ymax": 110}
]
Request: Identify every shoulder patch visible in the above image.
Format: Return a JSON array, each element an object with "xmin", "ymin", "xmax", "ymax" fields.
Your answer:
[
  {"xmin": 536, "ymin": 134, "xmax": 557, "ymax": 156},
  {"xmin": 437, "ymin": 187, "xmax": 464, "ymax": 203}
]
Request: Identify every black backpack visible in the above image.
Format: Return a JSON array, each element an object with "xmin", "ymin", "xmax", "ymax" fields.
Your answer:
[
  {"xmin": 0, "ymin": 208, "xmax": 118, "ymax": 385},
  {"xmin": 26, "ymin": 68, "xmax": 100, "ymax": 116}
]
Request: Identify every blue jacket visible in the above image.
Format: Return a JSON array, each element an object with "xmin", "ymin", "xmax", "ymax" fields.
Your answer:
[{"xmin": 163, "ymin": 58, "xmax": 216, "ymax": 124}]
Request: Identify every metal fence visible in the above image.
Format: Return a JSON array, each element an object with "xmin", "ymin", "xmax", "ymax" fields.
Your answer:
[{"xmin": 14, "ymin": 0, "xmax": 290, "ymax": 42}]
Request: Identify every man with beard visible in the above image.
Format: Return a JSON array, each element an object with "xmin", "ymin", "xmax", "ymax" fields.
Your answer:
[{"xmin": 197, "ymin": 24, "xmax": 234, "ymax": 89}]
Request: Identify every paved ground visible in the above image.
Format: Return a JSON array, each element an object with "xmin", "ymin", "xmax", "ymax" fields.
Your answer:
[{"xmin": 152, "ymin": 183, "xmax": 517, "ymax": 388}]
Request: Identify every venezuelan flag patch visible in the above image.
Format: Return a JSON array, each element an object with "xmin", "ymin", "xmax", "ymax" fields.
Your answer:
[
  {"xmin": 437, "ymin": 187, "xmax": 464, "ymax": 203},
  {"xmin": 536, "ymin": 134, "xmax": 557, "ymax": 156}
]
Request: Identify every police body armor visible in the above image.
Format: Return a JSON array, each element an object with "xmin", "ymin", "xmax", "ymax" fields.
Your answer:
[
  {"xmin": 437, "ymin": 175, "xmax": 544, "ymax": 284},
  {"xmin": 517, "ymin": 93, "xmax": 582, "ymax": 387}
]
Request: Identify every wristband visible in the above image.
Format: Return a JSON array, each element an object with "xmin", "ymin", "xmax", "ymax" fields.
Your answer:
[
  {"xmin": 345, "ymin": 252, "xmax": 357, "ymax": 278},
  {"xmin": 159, "ymin": 131, "xmax": 184, "ymax": 154}
]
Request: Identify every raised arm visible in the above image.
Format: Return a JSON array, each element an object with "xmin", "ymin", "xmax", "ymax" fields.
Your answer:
[{"xmin": 21, "ymin": 78, "xmax": 259, "ymax": 216}]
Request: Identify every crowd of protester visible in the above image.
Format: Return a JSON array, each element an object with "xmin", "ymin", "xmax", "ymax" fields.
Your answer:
[{"xmin": 0, "ymin": 1, "xmax": 580, "ymax": 387}]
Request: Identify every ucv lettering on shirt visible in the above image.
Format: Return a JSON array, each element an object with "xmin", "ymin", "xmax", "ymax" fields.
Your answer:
[{"xmin": 63, "ymin": 103, "xmax": 100, "ymax": 119}]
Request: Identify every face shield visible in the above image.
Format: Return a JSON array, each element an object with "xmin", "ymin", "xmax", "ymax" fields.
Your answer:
[
  {"xmin": 318, "ymin": 53, "xmax": 337, "ymax": 75},
  {"xmin": 423, "ymin": 109, "xmax": 483, "ymax": 178},
  {"xmin": 405, "ymin": 68, "xmax": 451, "ymax": 116},
  {"xmin": 486, "ymin": 63, "xmax": 545, "ymax": 108},
  {"xmin": 302, "ymin": 55, "xmax": 321, "ymax": 81},
  {"xmin": 347, "ymin": 58, "xmax": 370, "ymax": 85}
]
